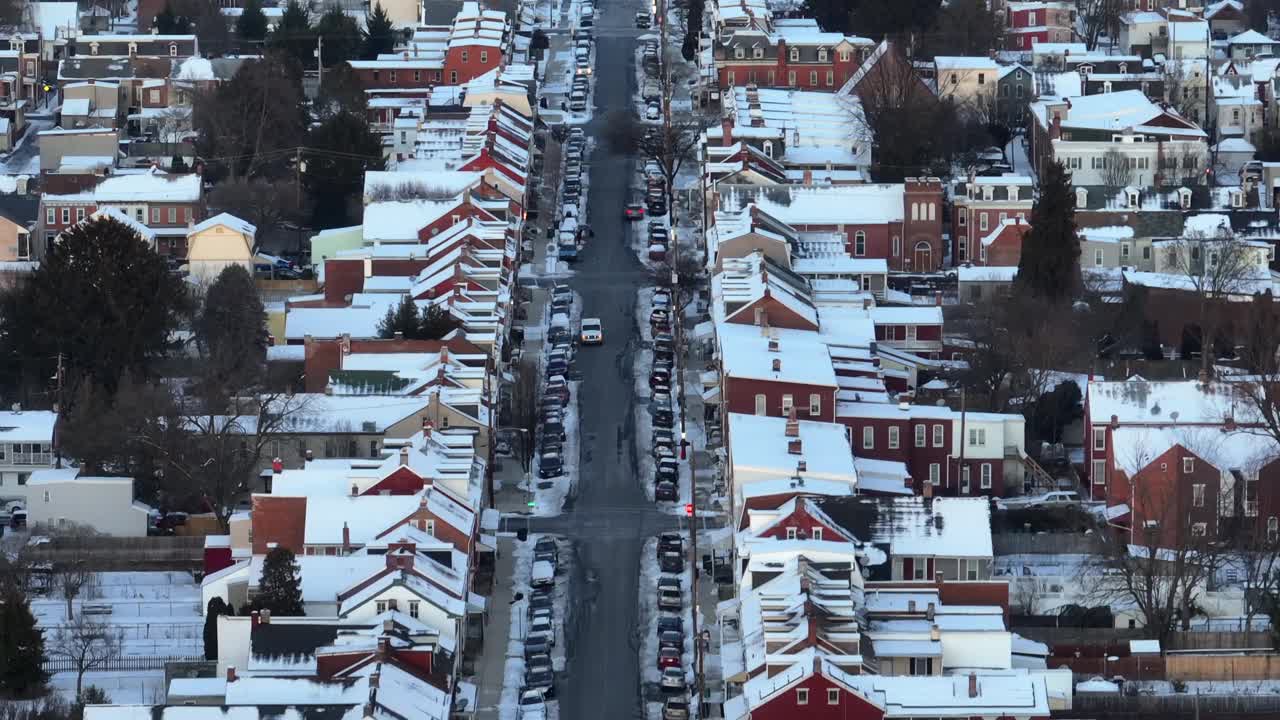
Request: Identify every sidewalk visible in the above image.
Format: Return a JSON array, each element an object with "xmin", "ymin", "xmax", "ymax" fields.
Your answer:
[
  {"xmin": 472, "ymin": 536, "xmax": 517, "ymax": 720},
  {"xmin": 493, "ymin": 287, "xmax": 549, "ymax": 515}
]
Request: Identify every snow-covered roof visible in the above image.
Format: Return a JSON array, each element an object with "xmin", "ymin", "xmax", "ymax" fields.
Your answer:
[
  {"xmin": 175, "ymin": 56, "xmax": 214, "ymax": 80},
  {"xmin": 845, "ymin": 672, "xmax": 1049, "ymax": 717},
  {"xmin": 1110, "ymin": 425, "xmax": 1279, "ymax": 475},
  {"xmin": 363, "ymin": 199, "xmax": 467, "ymax": 243},
  {"xmin": 45, "ymin": 169, "xmax": 202, "ymax": 203},
  {"xmin": 958, "ymin": 265, "xmax": 1018, "ymax": 283},
  {"xmin": 1087, "ymin": 378, "xmax": 1242, "ymax": 426},
  {"xmin": 727, "ymin": 413, "xmax": 857, "ymax": 481},
  {"xmin": 720, "ymin": 184, "xmax": 905, "ymax": 225},
  {"xmin": 717, "ymin": 322, "xmax": 837, "ymax": 387},
  {"xmin": 0, "ymin": 410, "xmax": 57, "ymax": 443},
  {"xmin": 870, "ymin": 497, "xmax": 994, "ymax": 558},
  {"xmin": 191, "ymin": 212, "xmax": 256, "ymax": 237},
  {"xmin": 89, "ymin": 207, "xmax": 156, "ymax": 242},
  {"xmin": 934, "ymin": 56, "xmax": 1001, "ymax": 71},
  {"xmin": 1169, "ymin": 19, "xmax": 1209, "ymax": 43},
  {"xmin": 278, "ymin": 492, "xmax": 424, "ymax": 546},
  {"xmin": 1030, "ymin": 90, "xmax": 1205, "ymax": 137},
  {"xmin": 1229, "ymin": 29, "xmax": 1276, "ymax": 44}
]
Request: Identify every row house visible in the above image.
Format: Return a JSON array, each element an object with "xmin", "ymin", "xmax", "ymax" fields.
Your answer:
[
  {"xmin": 349, "ymin": 3, "xmax": 508, "ymax": 91},
  {"xmin": 68, "ymin": 33, "xmax": 198, "ymax": 59},
  {"xmin": 1004, "ymin": 1, "xmax": 1075, "ymax": 50},
  {"xmin": 836, "ymin": 401, "xmax": 1027, "ymax": 496},
  {"xmin": 950, "ymin": 174, "xmax": 1035, "ymax": 265},
  {"xmin": 713, "ymin": 17, "xmax": 874, "ymax": 92},
  {"xmin": 38, "ymin": 168, "xmax": 204, "ymax": 257},
  {"xmin": 715, "ymin": 180, "xmax": 945, "ymax": 272},
  {"xmin": 302, "ymin": 334, "xmax": 489, "ymax": 394},
  {"xmin": 0, "ymin": 33, "xmax": 41, "ymax": 109},
  {"xmin": 1029, "ymin": 90, "xmax": 1208, "ymax": 194},
  {"xmin": 725, "ymin": 412, "xmax": 859, "ymax": 519},
  {"xmin": 1206, "ymin": 0, "xmax": 1248, "ymax": 36}
]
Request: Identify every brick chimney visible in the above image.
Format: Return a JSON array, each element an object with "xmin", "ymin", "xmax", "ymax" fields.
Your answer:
[
  {"xmin": 369, "ymin": 671, "xmax": 381, "ymax": 689},
  {"xmin": 342, "ymin": 522, "xmax": 351, "ymax": 552},
  {"xmin": 923, "ymin": 478, "xmax": 933, "ymax": 499},
  {"xmin": 968, "ymin": 672, "xmax": 978, "ymax": 698},
  {"xmin": 226, "ymin": 666, "xmax": 237, "ymax": 683},
  {"xmin": 400, "ymin": 445, "xmax": 410, "ymax": 465},
  {"xmin": 423, "ymin": 419, "xmax": 434, "ymax": 438},
  {"xmin": 250, "ymin": 611, "xmax": 259, "ymax": 628},
  {"xmin": 785, "ymin": 407, "xmax": 799, "ymax": 437},
  {"xmin": 788, "ymin": 439, "xmax": 803, "ymax": 454},
  {"xmin": 772, "ymin": 358, "xmax": 781, "ymax": 372},
  {"xmin": 721, "ymin": 117, "xmax": 734, "ymax": 147},
  {"xmin": 802, "ymin": 168, "xmax": 812, "ymax": 184},
  {"xmin": 377, "ymin": 636, "xmax": 390, "ymax": 659},
  {"xmin": 260, "ymin": 609, "xmax": 271, "ymax": 624}
]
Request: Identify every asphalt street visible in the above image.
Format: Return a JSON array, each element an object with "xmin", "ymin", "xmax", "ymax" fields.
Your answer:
[{"xmin": 553, "ymin": 0, "xmax": 676, "ymax": 716}]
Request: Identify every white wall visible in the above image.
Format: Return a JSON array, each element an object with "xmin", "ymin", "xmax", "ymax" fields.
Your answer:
[
  {"xmin": 341, "ymin": 585, "xmax": 460, "ymax": 649},
  {"xmin": 26, "ymin": 478, "xmax": 148, "ymax": 535},
  {"xmin": 216, "ymin": 614, "xmax": 252, "ymax": 677},
  {"xmin": 941, "ymin": 630, "xmax": 1012, "ymax": 670}
]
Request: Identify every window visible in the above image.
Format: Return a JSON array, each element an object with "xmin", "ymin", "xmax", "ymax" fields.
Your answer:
[
  {"xmin": 135, "ymin": 209, "xmax": 144, "ymax": 222},
  {"xmin": 808, "ymin": 71, "xmax": 817, "ymax": 85},
  {"xmin": 1094, "ymin": 248, "xmax": 1104, "ymax": 266},
  {"xmin": 980, "ymin": 463, "xmax": 992, "ymax": 489},
  {"xmin": 1193, "ymin": 483, "xmax": 1205, "ymax": 507},
  {"xmin": 968, "ymin": 428, "xmax": 986, "ymax": 446},
  {"xmin": 1075, "ymin": 188, "xmax": 1088, "ymax": 208},
  {"xmin": 929, "ymin": 463, "xmax": 940, "ymax": 485},
  {"xmin": 1016, "ymin": 84, "xmax": 1024, "ymax": 98},
  {"xmin": 151, "ymin": 208, "xmax": 160, "ymax": 224},
  {"xmin": 932, "ymin": 424, "xmax": 944, "ymax": 447},
  {"xmin": 790, "ymin": 48, "xmax": 800, "ymax": 62},
  {"xmin": 888, "ymin": 426, "xmax": 900, "ymax": 449},
  {"xmin": 481, "ymin": 51, "xmax": 489, "ymax": 64},
  {"xmin": 977, "ymin": 73, "xmax": 985, "ymax": 85},
  {"xmin": 1269, "ymin": 516, "xmax": 1278, "ymax": 542},
  {"xmin": 376, "ymin": 601, "xmax": 388, "ymax": 613},
  {"xmin": 1191, "ymin": 522, "xmax": 1207, "ymax": 536},
  {"xmin": 1092, "ymin": 459, "xmax": 1107, "ymax": 484},
  {"xmin": 892, "ymin": 236, "xmax": 900, "ymax": 257},
  {"xmin": 168, "ymin": 208, "xmax": 176, "ymax": 224},
  {"xmin": 409, "ymin": 601, "xmax": 420, "ymax": 618},
  {"xmin": 45, "ymin": 207, "xmax": 54, "ymax": 225},
  {"xmin": 827, "ymin": 689, "xmax": 839, "ymax": 705},
  {"xmin": 754, "ymin": 394, "xmax": 766, "ymax": 415},
  {"xmin": 818, "ymin": 48, "xmax": 828, "ymax": 62},
  {"xmin": 1183, "ymin": 457, "xmax": 1195, "ymax": 473},
  {"xmin": 16, "ymin": 233, "xmax": 28, "ymax": 260},
  {"xmin": 979, "ymin": 213, "xmax": 989, "ymax": 232},
  {"xmin": 862, "ymin": 426, "xmax": 874, "ymax": 449},
  {"xmin": 825, "ymin": 70, "xmax": 833, "ymax": 86},
  {"xmin": 965, "ymin": 559, "xmax": 980, "ymax": 580},
  {"xmin": 734, "ymin": 47, "xmax": 744, "ymax": 59},
  {"xmin": 370, "ymin": 440, "xmax": 379, "ymax": 457},
  {"xmin": 854, "ymin": 231, "xmax": 866, "ymax": 256},
  {"xmin": 809, "ymin": 393, "xmax": 821, "ymax": 416},
  {"xmin": 1121, "ymin": 243, "xmax": 1130, "ymax": 260},
  {"xmin": 75, "ymin": 208, "xmax": 84, "ymax": 222},
  {"xmin": 450, "ymin": 70, "xmax": 458, "ymax": 83},
  {"xmin": 461, "ymin": 51, "xmax": 469, "ymax": 63},
  {"xmin": 1143, "ymin": 245, "xmax": 1151, "ymax": 261},
  {"xmin": 839, "ymin": 50, "xmax": 850, "ymax": 62},
  {"xmin": 812, "ymin": 527, "xmax": 823, "ymax": 541},
  {"xmin": 796, "ymin": 689, "xmax": 809, "ymax": 705},
  {"xmin": 958, "ymin": 212, "xmax": 966, "ymax": 227},
  {"xmin": 61, "ymin": 208, "xmax": 69, "ymax": 224},
  {"xmin": 788, "ymin": 71, "xmax": 796, "ymax": 86},
  {"xmin": 1093, "ymin": 427, "xmax": 1106, "ymax": 451},
  {"xmin": 148, "ymin": 89, "xmax": 160, "ymax": 104},
  {"xmin": 752, "ymin": 47, "xmax": 763, "ymax": 59},
  {"xmin": 786, "ymin": 527, "xmax": 797, "ymax": 539},
  {"xmin": 425, "ymin": 519, "xmax": 436, "ymax": 536},
  {"xmin": 915, "ymin": 425, "xmax": 926, "ymax": 447},
  {"xmin": 912, "ymin": 557, "xmax": 927, "ymax": 580},
  {"xmin": 169, "ymin": 43, "xmax": 178, "ymax": 57},
  {"xmin": 781, "ymin": 394, "xmax": 794, "ymax": 415}
]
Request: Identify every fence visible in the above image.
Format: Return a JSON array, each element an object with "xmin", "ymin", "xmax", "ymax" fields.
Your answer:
[
  {"xmin": 992, "ymin": 532, "xmax": 1104, "ymax": 555},
  {"xmin": 24, "ymin": 535, "xmax": 204, "ymax": 569},
  {"xmin": 1014, "ymin": 626, "xmax": 1274, "ymax": 650},
  {"xmin": 1167, "ymin": 653, "xmax": 1280, "ymax": 681},
  {"xmin": 43, "ymin": 655, "xmax": 204, "ymax": 673},
  {"xmin": 1048, "ymin": 654, "xmax": 1165, "ymax": 679},
  {"xmin": 1074, "ymin": 693, "xmax": 1280, "ymax": 715}
]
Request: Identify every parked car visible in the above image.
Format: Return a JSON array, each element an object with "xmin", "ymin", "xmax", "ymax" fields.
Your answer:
[
  {"xmin": 635, "ymin": 11, "xmax": 651, "ymax": 27},
  {"xmin": 657, "ymin": 646, "xmax": 682, "ymax": 669},
  {"xmin": 580, "ymin": 317, "xmax": 604, "ymax": 345},
  {"xmin": 660, "ymin": 551, "xmax": 683, "ymax": 573},
  {"xmin": 524, "ymin": 667, "xmax": 556, "ymax": 697},
  {"xmin": 524, "ymin": 635, "xmax": 551, "ymax": 659},
  {"xmin": 531, "ymin": 560, "xmax": 555, "ymax": 588},
  {"xmin": 656, "ymin": 480, "xmax": 677, "ymax": 501},
  {"xmin": 538, "ymin": 454, "xmax": 563, "ymax": 478},
  {"xmin": 646, "ymin": 102, "xmax": 661, "ymax": 120},
  {"xmin": 518, "ymin": 689, "xmax": 548, "ymax": 720},
  {"xmin": 659, "ymin": 629, "xmax": 683, "ymax": 651},
  {"xmin": 658, "ymin": 585, "xmax": 682, "ymax": 610},
  {"xmin": 625, "ymin": 203, "xmax": 646, "ymax": 220},
  {"xmin": 663, "ymin": 697, "xmax": 690, "ymax": 720},
  {"xmin": 658, "ymin": 532, "xmax": 683, "ymax": 556},
  {"xmin": 660, "ymin": 666, "xmax": 686, "ymax": 691},
  {"xmin": 535, "ymin": 536, "xmax": 559, "ymax": 559},
  {"xmin": 529, "ymin": 615, "xmax": 555, "ymax": 645},
  {"xmin": 527, "ymin": 592, "xmax": 554, "ymax": 617},
  {"xmin": 997, "ymin": 490, "xmax": 1083, "ymax": 510},
  {"xmin": 658, "ymin": 614, "xmax": 684, "ymax": 635}
]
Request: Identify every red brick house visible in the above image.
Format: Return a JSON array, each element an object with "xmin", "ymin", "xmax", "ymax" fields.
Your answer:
[
  {"xmin": 38, "ymin": 169, "xmax": 204, "ymax": 257},
  {"xmin": 348, "ymin": 3, "xmax": 507, "ymax": 91},
  {"xmin": 949, "ymin": 175, "xmax": 1034, "ymax": 265},
  {"xmin": 973, "ymin": 217, "xmax": 1030, "ymax": 266},
  {"xmin": 1004, "ymin": 1, "xmax": 1075, "ymax": 50},
  {"xmin": 717, "ymin": 323, "xmax": 838, "ymax": 422}
]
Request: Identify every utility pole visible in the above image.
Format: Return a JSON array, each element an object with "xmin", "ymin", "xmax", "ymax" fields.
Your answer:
[
  {"xmin": 294, "ymin": 146, "xmax": 303, "ymax": 211},
  {"xmin": 316, "ymin": 34, "xmax": 324, "ymax": 90},
  {"xmin": 52, "ymin": 352, "xmax": 63, "ymax": 469}
]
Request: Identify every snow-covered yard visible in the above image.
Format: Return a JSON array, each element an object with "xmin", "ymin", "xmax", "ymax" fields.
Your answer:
[{"xmin": 32, "ymin": 571, "xmax": 204, "ymax": 658}]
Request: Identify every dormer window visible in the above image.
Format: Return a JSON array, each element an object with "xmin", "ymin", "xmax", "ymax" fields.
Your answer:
[
  {"xmin": 734, "ymin": 46, "xmax": 744, "ymax": 59},
  {"xmin": 752, "ymin": 46, "xmax": 763, "ymax": 59},
  {"xmin": 818, "ymin": 48, "xmax": 828, "ymax": 62},
  {"xmin": 982, "ymin": 185, "xmax": 994, "ymax": 201},
  {"xmin": 128, "ymin": 42, "xmax": 137, "ymax": 55},
  {"xmin": 790, "ymin": 47, "xmax": 799, "ymax": 62},
  {"xmin": 1119, "ymin": 62, "xmax": 1127, "ymax": 74},
  {"xmin": 169, "ymin": 43, "xmax": 178, "ymax": 57},
  {"xmin": 1178, "ymin": 187, "xmax": 1192, "ymax": 209},
  {"xmin": 838, "ymin": 49, "xmax": 850, "ymax": 62},
  {"xmin": 9, "ymin": 38, "xmax": 20, "ymax": 52},
  {"xmin": 1008, "ymin": 185, "xmax": 1019, "ymax": 200}
]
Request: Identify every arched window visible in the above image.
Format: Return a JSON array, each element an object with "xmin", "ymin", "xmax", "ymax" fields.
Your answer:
[
  {"xmin": 734, "ymin": 47, "xmax": 744, "ymax": 59},
  {"xmin": 762, "ymin": 140, "xmax": 774, "ymax": 158},
  {"xmin": 911, "ymin": 202, "xmax": 920, "ymax": 221},
  {"xmin": 928, "ymin": 203, "xmax": 936, "ymax": 221}
]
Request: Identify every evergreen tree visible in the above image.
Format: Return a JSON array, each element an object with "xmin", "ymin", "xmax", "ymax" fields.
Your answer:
[
  {"xmin": 0, "ymin": 583, "xmax": 48, "ymax": 697},
  {"xmin": 420, "ymin": 304, "xmax": 461, "ymax": 340},
  {"xmin": 1014, "ymin": 160, "xmax": 1080, "ymax": 303},
  {"xmin": 203, "ymin": 597, "xmax": 230, "ymax": 660},
  {"xmin": 154, "ymin": 1, "xmax": 192, "ymax": 33},
  {"xmin": 255, "ymin": 547, "xmax": 304, "ymax": 616},
  {"xmin": 0, "ymin": 215, "xmax": 188, "ymax": 400},
  {"xmin": 304, "ymin": 111, "xmax": 385, "ymax": 227},
  {"xmin": 271, "ymin": 0, "xmax": 314, "ymax": 67},
  {"xmin": 379, "ymin": 295, "xmax": 421, "ymax": 339},
  {"xmin": 194, "ymin": 264, "xmax": 268, "ymax": 390},
  {"xmin": 315, "ymin": 5, "xmax": 361, "ymax": 67},
  {"xmin": 362, "ymin": 2, "xmax": 396, "ymax": 60},
  {"xmin": 236, "ymin": 0, "xmax": 269, "ymax": 42}
]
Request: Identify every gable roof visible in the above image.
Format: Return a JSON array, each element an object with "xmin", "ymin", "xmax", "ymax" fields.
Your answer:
[{"xmin": 191, "ymin": 212, "xmax": 256, "ymax": 237}]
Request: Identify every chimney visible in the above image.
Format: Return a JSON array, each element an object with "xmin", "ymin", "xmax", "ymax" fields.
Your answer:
[
  {"xmin": 802, "ymin": 168, "xmax": 813, "ymax": 184},
  {"xmin": 226, "ymin": 666, "xmax": 237, "ymax": 683},
  {"xmin": 785, "ymin": 407, "xmax": 799, "ymax": 436},
  {"xmin": 935, "ymin": 570, "xmax": 944, "ymax": 586},
  {"xmin": 259, "ymin": 609, "xmax": 271, "ymax": 625},
  {"xmin": 1226, "ymin": 416, "xmax": 1237, "ymax": 431},
  {"xmin": 721, "ymin": 117, "xmax": 733, "ymax": 147},
  {"xmin": 862, "ymin": 297, "xmax": 872, "ymax": 311},
  {"xmin": 968, "ymin": 672, "xmax": 978, "ymax": 699},
  {"xmin": 377, "ymin": 636, "xmax": 390, "ymax": 658},
  {"xmin": 1109, "ymin": 414, "xmax": 1119, "ymax": 429},
  {"xmin": 768, "ymin": 337, "xmax": 779, "ymax": 352},
  {"xmin": 250, "ymin": 611, "xmax": 259, "ymax": 628},
  {"xmin": 351, "ymin": 482, "xmax": 359, "ymax": 497},
  {"xmin": 930, "ymin": 624, "xmax": 941, "ymax": 641},
  {"xmin": 923, "ymin": 479, "xmax": 933, "ymax": 499},
  {"xmin": 1049, "ymin": 114, "xmax": 1062, "ymax": 140},
  {"xmin": 342, "ymin": 522, "xmax": 351, "ymax": 551},
  {"xmin": 423, "ymin": 419, "xmax": 434, "ymax": 438},
  {"xmin": 935, "ymin": 290, "xmax": 943, "ymax": 306},
  {"xmin": 400, "ymin": 445, "xmax": 410, "ymax": 465},
  {"xmin": 788, "ymin": 439, "xmax": 803, "ymax": 454},
  {"xmin": 797, "ymin": 460, "xmax": 807, "ymax": 472},
  {"xmin": 382, "ymin": 619, "xmax": 394, "ymax": 632},
  {"xmin": 369, "ymin": 671, "xmax": 381, "ymax": 689},
  {"xmin": 772, "ymin": 358, "xmax": 782, "ymax": 372},
  {"xmin": 904, "ymin": 474, "xmax": 914, "ymax": 489},
  {"xmin": 926, "ymin": 602, "xmax": 935, "ymax": 620},
  {"xmin": 907, "ymin": 600, "xmax": 917, "ymax": 613}
]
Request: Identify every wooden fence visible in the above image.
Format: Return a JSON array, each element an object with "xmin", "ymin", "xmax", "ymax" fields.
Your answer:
[
  {"xmin": 44, "ymin": 655, "xmax": 204, "ymax": 673},
  {"xmin": 1073, "ymin": 693, "xmax": 1280, "ymax": 715},
  {"xmin": 1014, "ymin": 626, "xmax": 1274, "ymax": 651},
  {"xmin": 1167, "ymin": 653, "xmax": 1280, "ymax": 681},
  {"xmin": 23, "ymin": 535, "xmax": 204, "ymax": 571}
]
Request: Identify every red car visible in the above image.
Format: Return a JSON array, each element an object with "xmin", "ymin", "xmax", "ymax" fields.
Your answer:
[
  {"xmin": 657, "ymin": 646, "xmax": 681, "ymax": 669},
  {"xmin": 625, "ymin": 204, "xmax": 646, "ymax": 220}
]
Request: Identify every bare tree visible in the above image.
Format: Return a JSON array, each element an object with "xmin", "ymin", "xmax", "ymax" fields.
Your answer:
[
  {"xmin": 508, "ymin": 358, "xmax": 540, "ymax": 473},
  {"xmin": 1221, "ymin": 532, "xmax": 1280, "ymax": 631},
  {"xmin": 1101, "ymin": 148, "xmax": 1133, "ymax": 202},
  {"xmin": 1079, "ymin": 0, "xmax": 1123, "ymax": 50},
  {"xmin": 47, "ymin": 525, "xmax": 101, "ymax": 622},
  {"xmin": 1084, "ymin": 465, "xmax": 1221, "ymax": 647},
  {"xmin": 48, "ymin": 614, "xmax": 123, "ymax": 699},
  {"xmin": 604, "ymin": 112, "xmax": 706, "ymax": 214},
  {"xmin": 1160, "ymin": 228, "xmax": 1265, "ymax": 375},
  {"xmin": 1164, "ymin": 59, "xmax": 1206, "ymax": 127}
]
